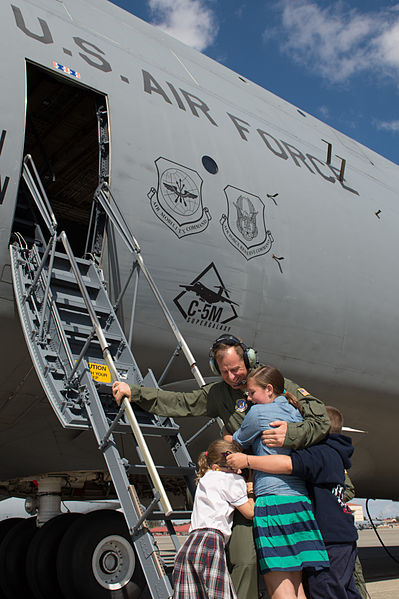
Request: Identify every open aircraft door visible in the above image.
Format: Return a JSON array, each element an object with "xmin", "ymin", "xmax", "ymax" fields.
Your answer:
[{"xmin": 12, "ymin": 61, "xmax": 110, "ymax": 258}]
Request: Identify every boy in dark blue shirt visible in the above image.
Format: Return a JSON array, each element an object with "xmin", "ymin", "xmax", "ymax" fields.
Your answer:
[{"xmin": 227, "ymin": 406, "xmax": 361, "ymax": 599}]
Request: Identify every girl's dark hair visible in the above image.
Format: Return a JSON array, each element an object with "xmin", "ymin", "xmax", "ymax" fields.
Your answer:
[
  {"xmin": 247, "ymin": 365, "xmax": 302, "ymax": 412},
  {"xmin": 196, "ymin": 439, "xmax": 242, "ymax": 483}
]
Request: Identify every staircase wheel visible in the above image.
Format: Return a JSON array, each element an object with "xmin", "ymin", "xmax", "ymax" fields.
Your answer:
[{"xmin": 56, "ymin": 509, "xmax": 147, "ymax": 599}]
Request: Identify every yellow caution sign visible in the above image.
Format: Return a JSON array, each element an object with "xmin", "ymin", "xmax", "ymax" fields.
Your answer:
[{"xmin": 87, "ymin": 362, "xmax": 111, "ymax": 383}]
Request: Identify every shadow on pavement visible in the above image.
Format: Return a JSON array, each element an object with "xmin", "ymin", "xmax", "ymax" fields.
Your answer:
[{"xmin": 359, "ymin": 545, "xmax": 399, "ymax": 582}]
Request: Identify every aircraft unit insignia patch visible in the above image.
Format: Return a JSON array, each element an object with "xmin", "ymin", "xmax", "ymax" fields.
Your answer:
[
  {"xmin": 220, "ymin": 185, "xmax": 274, "ymax": 260},
  {"xmin": 235, "ymin": 398, "xmax": 248, "ymax": 413},
  {"xmin": 173, "ymin": 262, "xmax": 239, "ymax": 331},
  {"xmin": 148, "ymin": 157, "xmax": 211, "ymax": 238}
]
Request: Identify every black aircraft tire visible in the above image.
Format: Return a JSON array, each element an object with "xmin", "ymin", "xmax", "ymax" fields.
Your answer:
[
  {"xmin": 0, "ymin": 517, "xmax": 24, "ymax": 537},
  {"xmin": 0, "ymin": 519, "xmax": 23, "ymax": 599},
  {"xmin": 0, "ymin": 517, "xmax": 37, "ymax": 599},
  {"xmin": 26, "ymin": 512, "xmax": 83, "ymax": 599},
  {"xmin": 56, "ymin": 509, "xmax": 147, "ymax": 599}
]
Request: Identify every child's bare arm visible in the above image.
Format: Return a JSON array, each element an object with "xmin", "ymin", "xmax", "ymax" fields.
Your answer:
[
  {"xmin": 236, "ymin": 497, "xmax": 254, "ymax": 519},
  {"xmin": 227, "ymin": 452, "xmax": 293, "ymax": 474},
  {"xmin": 235, "ymin": 481, "xmax": 254, "ymax": 519}
]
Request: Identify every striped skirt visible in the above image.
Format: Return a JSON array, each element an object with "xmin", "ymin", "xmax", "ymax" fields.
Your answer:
[
  {"xmin": 173, "ymin": 528, "xmax": 237, "ymax": 599},
  {"xmin": 253, "ymin": 495, "xmax": 329, "ymax": 574}
]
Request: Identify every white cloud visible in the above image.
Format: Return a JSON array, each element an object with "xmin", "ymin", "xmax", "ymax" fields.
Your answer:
[
  {"xmin": 148, "ymin": 0, "xmax": 218, "ymax": 51},
  {"xmin": 270, "ymin": 0, "xmax": 399, "ymax": 84},
  {"xmin": 376, "ymin": 120, "xmax": 399, "ymax": 132},
  {"xmin": 235, "ymin": 5, "xmax": 246, "ymax": 19},
  {"xmin": 318, "ymin": 105, "xmax": 330, "ymax": 119},
  {"xmin": 378, "ymin": 21, "xmax": 399, "ymax": 68}
]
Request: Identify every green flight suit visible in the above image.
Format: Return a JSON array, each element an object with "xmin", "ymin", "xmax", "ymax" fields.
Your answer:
[{"xmin": 130, "ymin": 378, "xmax": 330, "ymax": 599}]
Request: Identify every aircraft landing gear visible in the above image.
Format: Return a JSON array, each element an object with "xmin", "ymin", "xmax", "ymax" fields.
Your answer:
[
  {"xmin": 26, "ymin": 512, "xmax": 82, "ymax": 599},
  {"xmin": 0, "ymin": 508, "xmax": 149, "ymax": 599},
  {"xmin": 0, "ymin": 517, "xmax": 23, "ymax": 545},
  {"xmin": 0, "ymin": 518, "xmax": 23, "ymax": 599},
  {"xmin": 56, "ymin": 509, "xmax": 147, "ymax": 599},
  {"xmin": 0, "ymin": 517, "xmax": 37, "ymax": 598}
]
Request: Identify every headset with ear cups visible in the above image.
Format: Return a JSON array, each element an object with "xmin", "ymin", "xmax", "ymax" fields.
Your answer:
[{"xmin": 208, "ymin": 334, "xmax": 258, "ymax": 375}]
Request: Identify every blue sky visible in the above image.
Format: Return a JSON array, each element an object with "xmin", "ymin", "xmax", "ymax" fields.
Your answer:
[{"xmin": 112, "ymin": 0, "xmax": 399, "ymax": 166}]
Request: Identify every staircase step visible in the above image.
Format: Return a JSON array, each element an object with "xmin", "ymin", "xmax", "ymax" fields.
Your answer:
[
  {"xmin": 52, "ymin": 251, "xmax": 92, "ymax": 267},
  {"xmin": 62, "ymin": 322, "xmax": 121, "ymax": 340},
  {"xmin": 127, "ymin": 465, "xmax": 196, "ymax": 476},
  {"xmin": 49, "ymin": 268, "xmax": 101, "ymax": 291},
  {"xmin": 153, "ymin": 510, "xmax": 193, "ymax": 520},
  {"xmin": 54, "ymin": 293, "xmax": 110, "ymax": 315}
]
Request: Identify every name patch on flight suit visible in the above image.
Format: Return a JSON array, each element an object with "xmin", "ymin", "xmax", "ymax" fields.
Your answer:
[{"xmin": 235, "ymin": 398, "xmax": 248, "ymax": 413}]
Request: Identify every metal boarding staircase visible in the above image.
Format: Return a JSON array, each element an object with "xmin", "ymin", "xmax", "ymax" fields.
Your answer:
[{"xmin": 9, "ymin": 156, "xmax": 214, "ymax": 598}]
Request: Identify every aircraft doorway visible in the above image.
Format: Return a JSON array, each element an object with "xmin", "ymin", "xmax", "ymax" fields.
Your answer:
[{"xmin": 12, "ymin": 62, "xmax": 109, "ymax": 256}]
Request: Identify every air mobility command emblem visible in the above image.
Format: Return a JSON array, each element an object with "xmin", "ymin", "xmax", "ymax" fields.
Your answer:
[
  {"xmin": 148, "ymin": 157, "xmax": 211, "ymax": 238},
  {"xmin": 220, "ymin": 185, "xmax": 273, "ymax": 260},
  {"xmin": 235, "ymin": 398, "xmax": 248, "ymax": 413}
]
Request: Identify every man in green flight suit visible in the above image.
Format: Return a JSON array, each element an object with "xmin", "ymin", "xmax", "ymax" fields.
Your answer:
[{"xmin": 113, "ymin": 334, "xmax": 330, "ymax": 599}]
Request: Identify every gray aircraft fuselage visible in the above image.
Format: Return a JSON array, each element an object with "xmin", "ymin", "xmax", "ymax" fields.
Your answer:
[{"xmin": 0, "ymin": 0, "xmax": 398, "ymax": 500}]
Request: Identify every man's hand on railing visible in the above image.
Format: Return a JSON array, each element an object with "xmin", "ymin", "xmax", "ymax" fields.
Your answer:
[{"xmin": 112, "ymin": 381, "xmax": 132, "ymax": 406}]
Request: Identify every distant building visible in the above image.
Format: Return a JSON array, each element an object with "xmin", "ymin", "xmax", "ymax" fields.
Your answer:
[
  {"xmin": 378, "ymin": 518, "xmax": 398, "ymax": 528},
  {"xmin": 348, "ymin": 503, "xmax": 364, "ymax": 522},
  {"xmin": 151, "ymin": 522, "xmax": 190, "ymax": 535}
]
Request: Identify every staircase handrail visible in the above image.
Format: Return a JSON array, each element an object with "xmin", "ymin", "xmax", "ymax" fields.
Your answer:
[
  {"xmin": 22, "ymin": 155, "xmax": 58, "ymax": 235},
  {"xmin": 59, "ymin": 231, "xmax": 173, "ymax": 517},
  {"xmin": 94, "ymin": 182, "xmax": 206, "ymax": 388}
]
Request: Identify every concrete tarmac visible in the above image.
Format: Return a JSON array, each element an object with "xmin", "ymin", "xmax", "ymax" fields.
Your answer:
[
  {"xmin": 357, "ymin": 527, "xmax": 399, "ymax": 599},
  {"xmin": 157, "ymin": 527, "xmax": 399, "ymax": 598}
]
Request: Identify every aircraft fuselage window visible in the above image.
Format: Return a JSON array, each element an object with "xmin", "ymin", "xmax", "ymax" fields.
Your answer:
[{"xmin": 202, "ymin": 156, "xmax": 218, "ymax": 174}]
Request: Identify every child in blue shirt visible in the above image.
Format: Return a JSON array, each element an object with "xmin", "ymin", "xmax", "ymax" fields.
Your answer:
[
  {"xmin": 229, "ymin": 404, "xmax": 361, "ymax": 599},
  {"xmin": 232, "ymin": 365, "xmax": 328, "ymax": 599}
]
